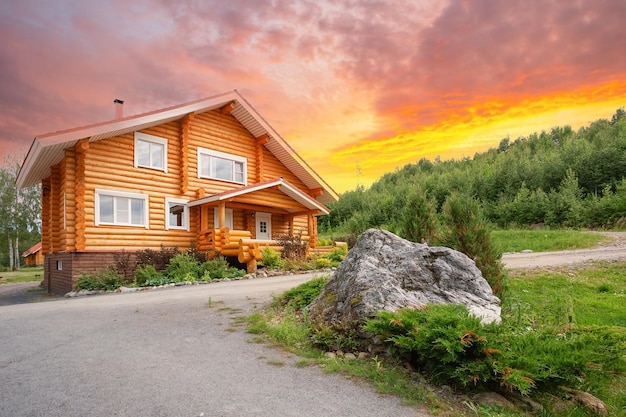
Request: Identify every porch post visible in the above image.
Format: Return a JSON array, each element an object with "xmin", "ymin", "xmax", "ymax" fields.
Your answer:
[
  {"xmin": 218, "ymin": 202, "xmax": 226, "ymax": 228},
  {"xmin": 287, "ymin": 215, "xmax": 294, "ymax": 235},
  {"xmin": 307, "ymin": 212, "xmax": 318, "ymax": 248},
  {"xmin": 200, "ymin": 206, "xmax": 209, "ymax": 231}
]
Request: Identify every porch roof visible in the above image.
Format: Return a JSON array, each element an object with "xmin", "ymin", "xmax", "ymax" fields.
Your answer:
[{"xmin": 188, "ymin": 178, "xmax": 330, "ymax": 215}]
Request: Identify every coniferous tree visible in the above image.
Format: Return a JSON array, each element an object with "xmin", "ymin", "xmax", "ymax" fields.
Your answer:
[
  {"xmin": 440, "ymin": 192, "xmax": 503, "ymax": 297},
  {"xmin": 399, "ymin": 184, "xmax": 439, "ymax": 244}
]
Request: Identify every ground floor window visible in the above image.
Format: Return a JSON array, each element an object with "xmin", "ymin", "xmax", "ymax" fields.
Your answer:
[{"xmin": 166, "ymin": 198, "xmax": 189, "ymax": 230}]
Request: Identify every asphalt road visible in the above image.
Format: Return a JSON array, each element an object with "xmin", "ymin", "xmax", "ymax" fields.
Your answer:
[{"xmin": 0, "ymin": 273, "xmax": 429, "ymax": 417}]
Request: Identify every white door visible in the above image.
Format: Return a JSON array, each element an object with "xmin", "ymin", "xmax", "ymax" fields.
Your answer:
[{"xmin": 256, "ymin": 212, "xmax": 271, "ymax": 240}]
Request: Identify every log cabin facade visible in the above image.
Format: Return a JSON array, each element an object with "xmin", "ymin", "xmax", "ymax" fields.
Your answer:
[{"xmin": 17, "ymin": 90, "xmax": 338, "ymax": 295}]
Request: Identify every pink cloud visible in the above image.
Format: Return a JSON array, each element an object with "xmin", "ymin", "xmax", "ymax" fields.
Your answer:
[{"xmin": 1, "ymin": 0, "xmax": 625, "ymax": 191}]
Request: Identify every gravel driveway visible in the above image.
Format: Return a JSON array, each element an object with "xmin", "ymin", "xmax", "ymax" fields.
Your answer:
[{"xmin": 0, "ymin": 273, "xmax": 430, "ymax": 417}]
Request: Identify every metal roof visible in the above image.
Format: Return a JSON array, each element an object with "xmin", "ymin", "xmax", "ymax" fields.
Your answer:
[{"xmin": 17, "ymin": 90, "xmax": 339, "ymax": 204}]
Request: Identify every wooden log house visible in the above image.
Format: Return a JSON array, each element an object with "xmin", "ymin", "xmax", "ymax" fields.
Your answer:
[
  {"xmin": 22, "ymin": 241, "xmax": 44, "ymax": 266},
  {"xmin": 17, "ymin": 90, "xmax": 338, "ymax": 295}
]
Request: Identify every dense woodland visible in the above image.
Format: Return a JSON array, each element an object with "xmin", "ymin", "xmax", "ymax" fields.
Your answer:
[{"xmin": 320, "ymin": 108, "xmax": 626, "ymax": 238}]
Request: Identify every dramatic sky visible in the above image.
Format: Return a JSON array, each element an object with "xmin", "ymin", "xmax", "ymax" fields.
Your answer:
[{"xmin": 1, "ymin": 0, "xmax": 625, "ymax": 192}]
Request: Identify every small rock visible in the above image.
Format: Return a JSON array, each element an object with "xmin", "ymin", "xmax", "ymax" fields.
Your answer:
[
  {"xmin": 471, "ymin": 392, "xmax": 517, "ymax": 411},
  {"xmin": 344, "ymin": 353, "xmax": 356, "ymax": 360},
  {"xmin": 563, "ymin": 387, "xmax": 608, "ymax": 416},
  {"xmin": 336, "ymin": 350, "xmax": 345, "ymax": 358},
  {"xmin": 65, "ymin": 291, "xmax": 77, "ymax": 298},
  {"xmin": 324, "ymin": 352, "xmax": 336, "ymax": 359},
  {"xmin": 358, "ymin": 352, "xmax": 369, "ymax": 359},
  {"xmin": 521, "ymin": 249, "xmax": 533, "ymax": 254}
]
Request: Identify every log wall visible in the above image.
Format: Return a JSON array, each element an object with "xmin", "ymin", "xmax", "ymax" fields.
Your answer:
[{"xmin": 43, "ymin": 108, "xmax": 324, "ymax": 254}]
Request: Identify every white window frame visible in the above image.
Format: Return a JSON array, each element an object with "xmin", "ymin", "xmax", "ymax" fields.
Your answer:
[
  {"xmin": 197, "ymin": 147, "xmax": 247, "ymax": 185},
  {"xmin": 95, "ymin": 189, "xmax": 149, "ymax": 228},
  {"xmin": 134, "ymin": 132, "xmax": 168, "ymax": 173},
  {"xmin": 165, "ymin": 198, "xmax": 190, "ymax": 231},
  {"xmin": 213, "ymin": 207, "xmax": 234, "ymax": 229}
]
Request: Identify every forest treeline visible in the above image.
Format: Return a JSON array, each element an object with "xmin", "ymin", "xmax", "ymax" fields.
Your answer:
[{"xmin": 319, "ymin": 108, "xmax": 626, "ymax": 237}]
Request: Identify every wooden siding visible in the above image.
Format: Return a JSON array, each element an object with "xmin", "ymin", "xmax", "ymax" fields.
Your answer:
[{"xmin": 43, "ymin": 108, "xmax": 323, "ymax": 254}]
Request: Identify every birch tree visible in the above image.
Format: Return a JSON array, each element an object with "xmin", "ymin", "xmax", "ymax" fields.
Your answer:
[{"xmin": 0, "ymin": 155, "xmax": 41, "ymax": 270}]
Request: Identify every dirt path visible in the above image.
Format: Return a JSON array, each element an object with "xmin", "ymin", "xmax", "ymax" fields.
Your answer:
[{"xmin": 501, "ymin": 231, "xmax": 626, "ymax": 269}]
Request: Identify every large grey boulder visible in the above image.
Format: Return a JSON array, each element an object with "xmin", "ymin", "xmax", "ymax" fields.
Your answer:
[{"xmin": 307, "ymin": 229, "xmax": 501, "ymax": 336}]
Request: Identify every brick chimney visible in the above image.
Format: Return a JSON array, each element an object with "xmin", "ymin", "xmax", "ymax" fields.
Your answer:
[{"xmin": 114, "ymin": 99, "xmax": 124, "ymax": 119}]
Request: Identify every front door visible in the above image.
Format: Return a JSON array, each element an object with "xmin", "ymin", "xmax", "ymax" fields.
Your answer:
[{"xmin": 256, "ymin": 212, "xmax": 271, "ymax": 240}]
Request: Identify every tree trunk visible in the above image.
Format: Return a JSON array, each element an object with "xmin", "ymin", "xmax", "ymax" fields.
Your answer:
[
  {"xmin": 8, "ymin": 235, "xmax": 14, "ymax": 271},
  {"xmin": 14, "ymin": 235, "xmax": 20, "ymax": 271}
]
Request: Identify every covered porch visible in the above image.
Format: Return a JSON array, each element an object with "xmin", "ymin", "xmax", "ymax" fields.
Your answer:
[{"xmin": 188, "ymin": 178, "xmax": 329, "ymax": 272}]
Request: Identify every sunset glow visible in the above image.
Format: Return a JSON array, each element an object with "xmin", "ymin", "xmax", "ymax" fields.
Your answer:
[{"xmin": 1, "ymin": 0, "xmax": 624, "ymax": 192}]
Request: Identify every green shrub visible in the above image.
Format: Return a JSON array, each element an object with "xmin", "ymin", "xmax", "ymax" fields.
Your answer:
[
  {"xmin": 498, "ymin": 325, "xmax": 626, "ymax": 392},
  {"xmin": 365, "ymin": 303, "xmax": 626, "ymax": 398},
  {"xmin": 260, "ymin": 246, "xmax": 283, "ymax": 269},
  {"xmin": 75, "ymin": 268, "xmax": 124, "ymax": 291},
  {"xmin": 313, "ymin": 256, "xmax": 333, "ymax": 269},
  {"xmin": 278, "ymin": 277, "xmax": 328, "ymax": 310},
  {"xmin": 134, "ymin": 264, "xmax": 163, "ymax": 287},
  {"xmin": 75, "ymin": 273, "xmax": 100, "ymax": 291},
  {"xmin": 165, "ymin": 253, "xmax": 200, "ymax": 282},
  {"xmin": 326, "ymin": 246, "xmax": 347, "ymax": 263},
  {"xmin": 364, "ymin": 304, "xmax": 534, "ymax": 395},
  {"xmin": 199, "ymin": 256, "xmax": 245, "ymax": 280}
]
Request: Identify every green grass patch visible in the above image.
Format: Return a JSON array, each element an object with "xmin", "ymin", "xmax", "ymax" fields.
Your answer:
[
  {"xmin": 492, "ymin": 229, "xmax": 608, "ymax": 253},
  {"xmin": 0, "ymin": 267, "xmax": 44, "ymax": 284},
  {"xmin": 506, "ymin": 261, "xmax": 626, "ymax": 327}
]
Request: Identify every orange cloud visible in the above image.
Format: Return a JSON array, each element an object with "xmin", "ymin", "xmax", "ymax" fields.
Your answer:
[
  {"xmin": 1, "ymin": 0, "xmax": 625, "ymax": 195},
  {"xmin": 326, "ymin": 80, "xmax": 626, "ymax": 190}
]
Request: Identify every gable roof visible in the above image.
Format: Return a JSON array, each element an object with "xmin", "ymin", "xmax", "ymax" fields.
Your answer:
[
  {"xmin": 22, "ymin": 241, "xmax": 42, "ymax": 258},
  {"xmin": 188, "ymin": 177, "xmax": 330, "ymax": 215},
  {"xmin": 16, "ymin": 90, "xmax": 338, "ymax": 204}
]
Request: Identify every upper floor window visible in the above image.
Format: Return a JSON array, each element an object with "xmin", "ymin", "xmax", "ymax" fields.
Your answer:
[
  {"xmin": 95, "ymin": 189, "xmax": 149, "ymax": 228},
  {"xmin": 135, "ymin": 132, "xmax": 168, "ymax": 173},
  {"xmin": 166, "ymin": 198, "xmax": 189, "ymax": 231},
  {"xmin": 197, "ymin": 147, "xmax": 246, "ymax": 185}
]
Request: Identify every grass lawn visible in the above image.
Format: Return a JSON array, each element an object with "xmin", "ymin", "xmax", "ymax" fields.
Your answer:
[
  {"xmin": 0, "ymin": 267, "xmax": 44, "ymax": 284},
  {"xmin": 491, "ymin": 229, "xmax": 608, "ymax": 253},
  {"xmin": 506, "ymin": 261, "xmax": 626, "ymax": 327}
]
